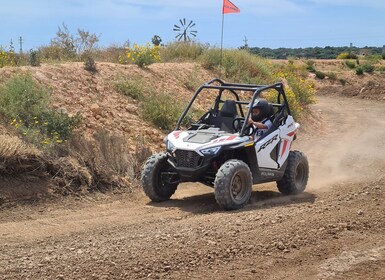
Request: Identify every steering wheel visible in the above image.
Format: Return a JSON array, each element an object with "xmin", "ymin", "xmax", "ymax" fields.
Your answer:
[{"xmin": 232, "ymin": 117, "xmax": 255, "ymax": 136}]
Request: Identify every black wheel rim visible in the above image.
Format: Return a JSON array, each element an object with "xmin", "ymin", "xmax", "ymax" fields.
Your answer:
[
  {"xmin": 295, "ymin": 161, "xmax": 307, "ymax": 187},
  {"xmin": 230, "ymin": 171, "xmax": 248, "ymax": 202}
]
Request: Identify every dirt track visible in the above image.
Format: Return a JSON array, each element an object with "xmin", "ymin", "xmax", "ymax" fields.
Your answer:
[{"xmin": 1, "ymin": 95, "xmax": 384, "ymax": 279}]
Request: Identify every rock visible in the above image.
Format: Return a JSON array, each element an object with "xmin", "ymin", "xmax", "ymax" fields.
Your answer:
[
  {"xmin": 357, "ymin": 210, "xmax": 364, "ymax": 216},
  {"xmin": 276, "ymin": 241, "xmax": 285, "ymax": 250},
  {"xmin": 90, "ymin": 103, "xmax": 102, "ymax": 115}
]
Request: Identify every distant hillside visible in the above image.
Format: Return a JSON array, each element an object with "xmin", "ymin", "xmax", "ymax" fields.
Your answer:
[{"xmin": 249, "ymin": 46, "xmax": 385, "ymax": 59}]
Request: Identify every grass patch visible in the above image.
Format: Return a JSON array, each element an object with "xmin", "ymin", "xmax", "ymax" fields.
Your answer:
[
  {"xmin": 115, "ymin": 76, "xmax": 145, "ymax": 100},
  {"xmin": 140, "ymin": 90, "xmax": 188, "ymax": 130}
]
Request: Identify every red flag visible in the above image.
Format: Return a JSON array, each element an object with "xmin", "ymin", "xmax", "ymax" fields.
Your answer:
[{"xmin": 222, "ymin": 0, "xmax": 240, "ymax": 14}]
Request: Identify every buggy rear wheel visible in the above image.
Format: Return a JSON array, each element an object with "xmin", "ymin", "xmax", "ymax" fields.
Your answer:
[
  {"xmin": 141, "ymin": 152, "xmax": 179, "ymax": 202},
  {"xmin": 277, "ymin": 151, "xmax": 309, "ymax": 195},
  {"xmin": 214, "ymin": 160, "xmax": 252, "ymax": 210}
]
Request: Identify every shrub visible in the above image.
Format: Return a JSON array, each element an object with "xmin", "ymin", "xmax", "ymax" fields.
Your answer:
[
  {"xmin": 47, "ymin": 23, "xmax": 100, "ymax": 61},
  {"xmin": 0, "ymin": 74, "xmax": 80, "ymax": 145},
  {"xmin": 382, "ymin": 53, "xmax": 385, "ymax": 60},
  {"xmin": 115, "ymin": 78, "xmax": 144, "ymax": 100},
  {"xmin": 344, "ymin": 60, "xmax": 356, "ymax": 69},
  {"xmin": 184, "ymin": 67, "xmax": 203, "ymax": 91},
  {"xmin": 315, "ymin": 71, "xmax": 326, "ymax": 79},
  {"xmin": 29, "ymin": 49, "xmax": 41, "ymax": 66},
  {"xmin": 275, "ymin": 62, "xmax": 316, "ymax": 118},
  {"xmin": 121, "ymin": 43, "xmax": 160, "ymax": 67},
  {"xmin": 356, "ymin": 67, "xmax": 364, "ymax": 75},
  {"xmin": 140, "ymin": 91, "xmax": 187, "ymax": 130},
  {"xmin": 305, "ymin": 60, "xmax": 316, "ymax": 72},
  {"xmin": 0, "ymin": 47, "xmax": 16, "ymax": 67},
  {"xmin": 83, "ymin": 52, "xmax": 97, "ymax": 73},
  {"xmin": 337, "ymin": 52, "xmax": 358, "ymax": 59},
  {"xmin": 327, "ymin": 72, "xmax": 337, "ymax": 81},
  {"xmin": 339, "ymin": 78, "xmax": 347, "ymax": 86},
  {"xmin": 361, "ymin": 64, "xmax": 374, "ymax": 73}
]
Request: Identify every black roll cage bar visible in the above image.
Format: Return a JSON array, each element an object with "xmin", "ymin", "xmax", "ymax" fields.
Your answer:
[{"xmin": 176, "ymin": 78, "xmax": 291, "ymax": 137}]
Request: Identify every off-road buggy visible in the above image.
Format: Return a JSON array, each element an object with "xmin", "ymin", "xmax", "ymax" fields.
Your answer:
[{"xmin": 141, "ymin": 79, "xmax": 309, "ymax": 210}]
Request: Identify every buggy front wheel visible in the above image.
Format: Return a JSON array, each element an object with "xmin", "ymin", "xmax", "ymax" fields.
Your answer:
[
  {"xmin": 214, "ymin": 160, "xmax": 252, "ymax": 210},
  {"xmin": 141, "ymin": 152, "xmax": 179, "ymax": 202}
]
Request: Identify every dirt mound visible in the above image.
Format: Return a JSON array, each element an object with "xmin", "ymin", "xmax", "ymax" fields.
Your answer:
[
  {"xmin": 309, "ymin": 59, "xmax": 385, "ymax": 100},
  {"xmin": 0, "ymin": 62, "xmax": 214, "ymax": 152}
]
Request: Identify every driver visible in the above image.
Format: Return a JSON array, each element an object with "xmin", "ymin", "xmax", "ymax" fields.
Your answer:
[{"xmin": 248, "ymin": 98, "xmax": 273, "ymax": 141}]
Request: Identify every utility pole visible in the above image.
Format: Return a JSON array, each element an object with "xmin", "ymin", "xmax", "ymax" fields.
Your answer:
[
  {"xmin": 243, "ymin": 36, "xmax": 249, "ymax": 51},
  {"xmin": 19, "ymin": 36, "xmax": 23, "ymax": 54}
]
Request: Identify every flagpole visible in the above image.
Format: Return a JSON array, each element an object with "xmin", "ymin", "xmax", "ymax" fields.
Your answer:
[{"xmin": 220, "ymin": 12, "xmax": 225, "ymax": 77}]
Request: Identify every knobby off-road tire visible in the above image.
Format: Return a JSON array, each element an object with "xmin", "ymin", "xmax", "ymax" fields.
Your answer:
[
  {"xmin": 141, "ymin": 152, "xmax": 178, "ymax": 202},
  {"xmin": 214, "ymin": 160, "xmax": 252, "ymax": 211},
  {"xmin": 277, "ymin": 151, "xmax": 309, "ymax": 195}
]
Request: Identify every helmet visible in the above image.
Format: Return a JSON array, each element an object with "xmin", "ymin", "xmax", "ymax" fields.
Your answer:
[{"xmin": 249, "ymin": 98, "xmax": 269, "ymax": 122}]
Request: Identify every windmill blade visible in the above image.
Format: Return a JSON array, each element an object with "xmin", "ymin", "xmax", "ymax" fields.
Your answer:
[
  {"xmin": 173, "ymin": 28, "xmax": 181, "ymax": 31},
  {"xmin": 187, "ymin": 20, "xmax": 193, "ymax": 28},
  {"xmin": 177, "ymin": 33, "xmax": 184, "ymax": 41},
  {"xmin": 190, "ymin": 30, "xmax": 198, "ymax": 34},
  {"xmin": 190, "ymin": 32, "xmax": 197, "ymax": 37},
  {"xmin": 190, "ymin": 23, "xmax": 196, "ymax": 28},
  {"xmin": 179, "ymin": 19, "xmax": 184, "ymax": 26},
  {"xmin": 174, "ymin": 24, "xmax": 180, "ymax": 29},
  {"xmin": 187, "ymin": 35, "xmax": 192, "ymax": 41},
  {"xmin": 183, "ymin": 18, "xmax": 186, "ymax": 26}
]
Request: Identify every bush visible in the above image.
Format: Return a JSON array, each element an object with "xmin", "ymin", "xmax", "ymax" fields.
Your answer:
[
  {"xmin": 315, "ymin": 71, "xmax": 326, "ymax": 79},
  {"xmin": 274, "ymin": 62, "xmax": 316, "ymax": 118},
  {"xmin": 337, "ymin": 52, "xmax": 358, "ymax": 59},
  {"xmin": 120, "ymin": 43, "xmax": 160, "ymax": 67},
  {"xmin": 115, "ymin": 78, "xmax": 144, "ymax": 100},
  {"xmin": 83, "ymin": 52, "xmax": 97, "ymax": 73},
  {"xmin": 344, "ymin": 60, "xmax": 356, "ymax": 69},
  {"xmin": 327, "ymin": 72, "xmax": 337, "ymax": 81},
  {"xmin": 356, "ymin": 67, "xmax": 364, "ymax": 75},
  {"xmin": 184, "ymin": 67, "xmax": 203, "ymax": 91},
  {"xmin": 361, "ymin": 64, "xmax": 374, "ymax": 73},
  {"xmin": 382, "ymin": 53, "xmax": 385, "ymax": 60},
  {"xmin": 29, "ymin": 49, "xmax": 41, "ymax": 66},
  {"xmin": 0, "ymin": 47, "xmax": 16, "ymax": 67},
  {"xmin": 0, "ymin": 74, "xmax": 80, "ymax": 145},
  {"xmin": 339, "ymin": 79, "xmax": 347, "ymax": 86},
  {"xmin": 305, "ymin": 60, "xmax": 316, "ymax": 72},
  {"xmin": 140, "ymin": 91, "xmax": 187, "ymax": 130}
]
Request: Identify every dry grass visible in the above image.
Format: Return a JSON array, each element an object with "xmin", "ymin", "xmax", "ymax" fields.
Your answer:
[{"xmin": 0, "ymin": 134, "xmax": 41, "ymax": 158}]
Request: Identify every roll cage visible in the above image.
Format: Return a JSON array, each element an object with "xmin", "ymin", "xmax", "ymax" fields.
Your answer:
[{"xmin": 176, "ymin": 78, "xmax": 292, "ymax": 136}]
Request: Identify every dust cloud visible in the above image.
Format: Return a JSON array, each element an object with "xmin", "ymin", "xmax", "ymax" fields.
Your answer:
[{"xmin": 300, "ymin": 96, "xmax": 385, "ymax": 191}]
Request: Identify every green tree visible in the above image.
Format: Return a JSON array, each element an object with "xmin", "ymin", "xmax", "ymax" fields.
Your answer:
[{"xmin": 152, "ymin": 35, "xmax": 162, "ymax": 46}]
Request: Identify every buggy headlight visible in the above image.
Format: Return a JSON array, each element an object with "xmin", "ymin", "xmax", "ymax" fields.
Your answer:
[
  {"xmin": 167, "ymin": 140, "xmax": 176, "ymax": 152},
  {"xmin": 200, "ymin": 146, "xmax": 220, "ymax": 156}
]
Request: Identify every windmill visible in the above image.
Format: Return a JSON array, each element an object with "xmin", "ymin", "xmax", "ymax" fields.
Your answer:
[{"xmin": 173, "ymin": 18, "xmax": 197, "ymax": 42}]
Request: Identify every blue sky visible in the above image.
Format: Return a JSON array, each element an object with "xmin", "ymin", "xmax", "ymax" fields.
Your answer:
[{"xmin": 1, "ymin": 0, "xmax": 384, "ymax": 52}]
